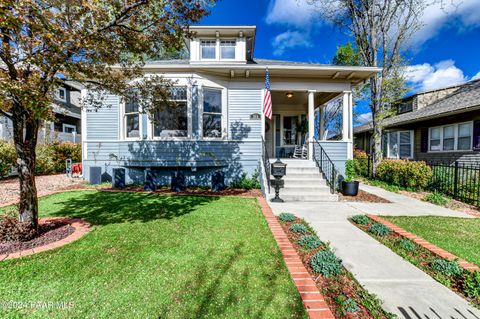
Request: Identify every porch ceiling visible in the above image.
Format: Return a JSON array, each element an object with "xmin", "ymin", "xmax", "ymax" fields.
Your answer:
[{"xmin": 271, "ymin": 91, "xmax": 342, "ymax": 107}]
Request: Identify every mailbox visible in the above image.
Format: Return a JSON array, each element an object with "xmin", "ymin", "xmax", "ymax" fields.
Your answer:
[{"xmin": 271, "ymin": 158, "xmax": 287, "ymax": 178}]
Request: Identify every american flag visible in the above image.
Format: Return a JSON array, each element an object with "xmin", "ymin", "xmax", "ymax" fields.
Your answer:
[{"xmin": 263, "ymin": 69, "xmax": 272, "ymax": 120}]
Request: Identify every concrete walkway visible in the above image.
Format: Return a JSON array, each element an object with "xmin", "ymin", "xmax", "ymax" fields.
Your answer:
[{"xmin": 269, "ymin": 184, "xmax": 480, "ymax": 319}]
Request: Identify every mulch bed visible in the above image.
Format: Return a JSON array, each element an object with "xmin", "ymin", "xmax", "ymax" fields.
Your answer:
[
  {"xmin": 339, "ymin": 190, "xmax": 391, "ymax": 203},
  {"xmin": 100, "ymin": 186, "xmax": 262, "ymax": 198},
  {"xmin": 350, "ymin": 217, "xmax": 480, "ymax": 308},
  {"xmin": 279, "ymin": 217, "xmax": 393, "ymax": 319},
  {"xmin": 0, "ymin": 220, "xmax": 74, "ymax": 255}
]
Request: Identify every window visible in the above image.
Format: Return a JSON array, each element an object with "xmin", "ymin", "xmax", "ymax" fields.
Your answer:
[
  {"xmin": 398, "ymin": 100, "xmax": 413, "ymax": 114},
  {"xmin": 283, "ymin": 116, "xmax": 298, "ymax": 145},
  {"xmin": 153, "ymin": 87, "xmax": 188, "ymax": 138},
  {"xmin": 124, "ymin": 98, "xmax": 140, "ymax": 138},
  {"xmin": 429, "ymin": 122, "xmax": 472, "ymax": 152},
  {"xmin": 62, "ymin": 124, "xmax": 76, "ymax": 134},
  {"xmin": 386, "ymin": 130, "xmax": 413, "ymax": 159},
  {"xmin": 220, "ymin": 40, "xmax": 236, "ymax": 59},
  {"xmin": 57, "ymin": 88, "xmax": 66, "ymax": 102},
  {"xmin": 203, "ymin": 89, "xmax": 222, "ymax": 138},
  {"xmin": 201, "ymin": 40, "xmax": 216, "ymax": 60}
]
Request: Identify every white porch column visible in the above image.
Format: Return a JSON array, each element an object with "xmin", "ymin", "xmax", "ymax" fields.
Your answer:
[
  {"xmin": 342, "ymin": 91, "xmax": 354, "ymax": 159},
  {"xmin": 308, "ymin": 90, "xmax": 315, "ymax": 160},
  {"xmin": 319, "ymin": 105, "xmax": 325, "ymax": 140}
]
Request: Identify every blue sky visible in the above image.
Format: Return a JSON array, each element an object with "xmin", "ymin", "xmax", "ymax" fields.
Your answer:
[{"xmin": 202, "ymin": 0, "xmax": 480, "ymax": 124}]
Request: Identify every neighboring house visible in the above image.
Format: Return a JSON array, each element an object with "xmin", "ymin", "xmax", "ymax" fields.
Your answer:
[
  {"xmin": 82, "ymin": 25, "xmax": 379, "ymax": 189},
  {"xmin": 354, "ymin": 79, "xmax": 480, "ymax": 165},
  {"xmin": 0, "ymin": 80, "xmax": 83, "ymax": 143}
]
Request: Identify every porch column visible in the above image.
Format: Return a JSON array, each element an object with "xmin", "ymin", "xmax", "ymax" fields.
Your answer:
[
  {"xmin": 342, "ymin": 91, "xmax": 353, "ymax": 159},
  {"xmin": 308, "ymin": 90, "xmax": 315, "ymax": 160},
  {"xmin": 319, "ymin": 105, "xmax": 325, "ymax": 140}
]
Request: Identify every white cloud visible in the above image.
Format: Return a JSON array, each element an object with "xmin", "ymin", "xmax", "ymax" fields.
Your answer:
[
  {"xmin": 472, "ymin": 71, "xmax": 480, "ymax": 81},
  {"xmin": 271, "ymin": 31, "xmax": 313, "ymax": 56},
  {"xmin": 355, "ymin": 112, "xmax": 372, "ymax": 125},
  {"xmin": 405, "ymin": 59, "xmax": 468, "ymax": 91},
  {"xmin": 266, "ymin": 0, "xmax": 317, "ymax": 28}
]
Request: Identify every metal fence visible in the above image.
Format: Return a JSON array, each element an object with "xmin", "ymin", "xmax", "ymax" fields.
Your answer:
[{"xmin": 355, "ymin": 157, "xmax": 480, "ymax": 206}]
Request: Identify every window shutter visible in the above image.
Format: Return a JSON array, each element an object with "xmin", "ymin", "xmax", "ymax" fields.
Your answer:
[
  {"xmin": 473, "ymin": 120, "xmax": 480, "ymax": 151},
  {"xmin": 420, "ymin": 128, "xmax": 428, "ymax": 153}
]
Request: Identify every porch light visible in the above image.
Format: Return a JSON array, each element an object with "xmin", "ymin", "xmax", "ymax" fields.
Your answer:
[{"xmin": 286, "ymin": 92, "xmax": 294, "ymax": 99}]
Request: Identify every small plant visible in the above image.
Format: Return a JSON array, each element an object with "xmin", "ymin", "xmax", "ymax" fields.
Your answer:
[
  {"xmin": 230, "ymin": 170, "xmax": 261, "ymax": 190},
  {"xmin": 351, "ymin": 215, "xmax": 369, "ymax": 225},
  {"xmin": 368, "ymin": 223, "xmax": 390, "ymax": 237},
  {"xmin": 278, "ymin": 212, "xmax": 296, "ymax": 222},
  {"xmin": 344, "ymin": 159, "xmax": 356, "ymax": 182},
  {"xmin": 398, "ymin": 238, "xmax": 417, "ymax": 252},
  {"xmin": 297, "ymin": 235, "xmax": 323, "ymax": 250},
  {"xmin": 310, "ymin": 250, "xmax": 342, "ymax": 278},
  {"xmin": 335, "ymin": 294, "xmax": 359, "ymax": 315},
  {"xmin": 431, "ymin": 259, "xmax": 462, "ymax": 277},
  {"xmin": 423, "ymin": 192, "xmax": 450, "ymax": 206},
  {"xmin": 462, "ymin": 271, "xmax": 480, "ymax": 299},
  {"xmin": 289, "ymin": 223, "xmax": 309, "ymax": 234},
  {"xmin": 0, "ymin": 212, "xmax": 36, "ymax": 242}
]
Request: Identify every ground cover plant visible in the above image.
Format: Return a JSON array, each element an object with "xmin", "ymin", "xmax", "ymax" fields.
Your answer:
[
  {"xmin": 350, "ymin": 215, "xmax": 480, "ymax": 308},
  {"xmin": 0, "ymin": 191, "xmax": 307, "ymax": 319},
  {"xmin": 278, "ymin": 213, "xmax": 395, "ymax": 319}
]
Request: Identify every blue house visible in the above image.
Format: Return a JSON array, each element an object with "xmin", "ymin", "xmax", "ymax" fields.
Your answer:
[{"xmin": 81, "ymin": 25, "xmax": 379, "ymax": 199}]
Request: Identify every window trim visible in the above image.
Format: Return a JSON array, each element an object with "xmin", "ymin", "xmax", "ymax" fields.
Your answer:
[
  {"xmin": 151, "ymin": 86, "xmax": 190, "ymax": 141},
  {"xmin": 62, "ymin": 123, "xmax": 76, "ymax": 134},
  {"xmin": 200, "ymin": 39, "xmax": 218, "ymax": 61},
  {"xmin": 219, "ymin": 39, "xmax": 236, "ymax": 60},
  {"xmin": 201, "ymin": 87, "xmax": 224, "ymax": 140},
  {"xmin": 386, "ymin": 130, "xmax": 414, "ymax": 159},
  {"xmin": 428, "ymin": 121, "xmax": 473, "ymax": 153},
  {"xmin": 57, "ymin": 87, "xmax": 67, "ymax": 102},
  {"xmin": 122, "ymin": 100, "xmax": 142, "ymax": 141},
  {"xmin": 200, "ymin": 38, "xmax": 237, "ymax": 61}
]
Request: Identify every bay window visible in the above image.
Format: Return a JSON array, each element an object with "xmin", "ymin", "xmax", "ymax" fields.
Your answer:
[
  {"xmin": 203, "ymin": 89, "xmax": 222, "ymax": 138},
  {"xmin": 386, "ymin": 130, "xmax": 413, "ymax": 159},
  {"xmin": 153, "ymin": 87, "xmax": 188, "ymax": 138},
  {"xmin": 124, "ymin": 99, "xmax": 140, "ymax": 139},
  {"xmin": 429, "ymin": 122, "xmax": 472, "ymax": 152}
]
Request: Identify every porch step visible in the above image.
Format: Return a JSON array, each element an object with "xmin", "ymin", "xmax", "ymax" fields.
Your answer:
[
  {"xmin": 269, "ymin": 193, "xmax": 338, "ymax": 202},
  {"xmin": 281, "ymin": 186, "xmax": 332, "ymax": 193},
  {"xmin": 280, "ymin": 179, "xmax": 327, "ymax": 187},
  {"xmin": 285, "ymin": 167, "xmax": 320, "ymax": 174},
  {"xmin": 281, "ymin": 173, "xmax": 323, "ymax": 179}
]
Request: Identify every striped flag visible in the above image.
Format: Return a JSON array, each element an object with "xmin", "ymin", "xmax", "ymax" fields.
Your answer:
[{"xmin": 263, "ymin": 69, "xmax": 272, "ymax": 120}]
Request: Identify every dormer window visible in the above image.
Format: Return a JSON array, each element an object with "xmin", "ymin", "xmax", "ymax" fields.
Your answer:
[
  {"xmin": 201, "ymin": 40, "xmax": 216, "ymax": 60},
  {"xmin": 220, "ymin": 40, "xmax": 236, "ymax": 59}
]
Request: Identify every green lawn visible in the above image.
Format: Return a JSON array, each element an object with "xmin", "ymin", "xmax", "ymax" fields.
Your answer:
[
  {"xmin": 0, "ymin": 191, "xmax": 306, "ymax": 319},
  {"xmin": 383, "ymin": 216, "xmax": 480, "ymax": 267}
]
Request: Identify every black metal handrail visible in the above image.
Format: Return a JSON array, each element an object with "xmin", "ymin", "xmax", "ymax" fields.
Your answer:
[
  {"xmin": 261, "ymin": 137, "xmax": 271, "ymax": 193},
  {"xmin": 312, "ymin": 140, "xmax": 338, "ymax": 194}
]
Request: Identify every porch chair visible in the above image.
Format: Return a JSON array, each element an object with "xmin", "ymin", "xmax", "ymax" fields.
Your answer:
[{"xmin": 293, "ymin": 137, "xmax": 308, "ymax": 159}]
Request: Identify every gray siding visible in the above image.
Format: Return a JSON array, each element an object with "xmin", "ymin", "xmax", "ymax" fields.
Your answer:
[
  {"xmin": 316, "ymin": 141, "xmax": 348, "ymax": 177},
  {"xmin": 228, "ymin": 89, "xmax": 262, "ymax": 140},
  {"xmin": 86, "ymin": 94, "xmax": 120, "ymax": 140}
]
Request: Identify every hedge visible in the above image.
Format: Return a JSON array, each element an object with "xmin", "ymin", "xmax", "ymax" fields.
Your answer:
[{"xmin": 376, "ymin": 159, "xmax": 432, "ymax": 189}]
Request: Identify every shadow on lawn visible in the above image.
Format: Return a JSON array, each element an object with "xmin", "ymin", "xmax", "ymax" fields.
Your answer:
[{"xmin": 50, "ymin": 191, "xmax": 220, "ymax": 226}]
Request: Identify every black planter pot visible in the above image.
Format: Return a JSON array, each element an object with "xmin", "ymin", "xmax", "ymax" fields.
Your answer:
[{"xmin": 342, "ymin": 181, "xmax": 359, "ymax": 196}]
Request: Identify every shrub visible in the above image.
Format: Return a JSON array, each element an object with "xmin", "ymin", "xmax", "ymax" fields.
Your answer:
[
  {"xmin": 423, "ymin": 192, "xmax": 450, "ymax": 206},
  {"xmin": 463, "ymin": 271, "xmax": 480, "ymax": 299},
  {"xmin": 231, "ymin": 169, "xmax": 261, "ymax": 190},
  {"xmin": 398, "ymin": 238, "xmax": 417, "ymax": 252},
  {"xmin": 0, "ymin": 140, "xmax": 16, "ymax": 178},
  {"xmin": 35, "ymin": 143, "xmax": 57, "ymax": 174},
  {"xmin": 310, "ymin": 250, "xmax": 342, "ymax": 278},
  {"xmin": 376, "ymin": 159, "xmax": 432, "ymax": 189},
  {"xmin": 344, "ymin": 159, "xmax": 356, "ymax": 182},
  {"xmin": 353, "ymin": 149, "xmax": 369, "ymax": 177},
  {"xmin": 431, "ymin": 259, "xmax": 462, "ymax": 277},
  {"xmin": 289, "ymin": 223, "xmax": 309, "ymax": 234},
  {"xmin": 0, "ymin": 213, "xmax": 36, "ymax": 242},
  {"xmin": 351, "ymin": 215, "xmax": 369, "ymax": 225},
  {"xmin": 278, "ymin": 212, "xmax": 296, "ymax": 222},
  {"xmin": 297, "ymin": 235, "xmax": 323, "ymax": 250},
  {"xmin": 335, "ymin": 295, "xmax": 359, "ymax": 314},
  {"xmin": 35, "ymin": 142, "xmax": 81, "ymax": 175},
  {"xmin": 368, "ymin": 223, "xmax": 390, "ymax": 237}
]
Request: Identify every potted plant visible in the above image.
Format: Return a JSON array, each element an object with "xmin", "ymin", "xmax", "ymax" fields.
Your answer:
[{"xmin": 342, "ymin": 159, "xmax": 359, "ymax": 196}]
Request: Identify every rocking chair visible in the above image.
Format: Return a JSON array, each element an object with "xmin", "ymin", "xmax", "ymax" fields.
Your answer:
[{"xmin": 293, "ymin": 137, "xmax": 308, "ymax": 159}]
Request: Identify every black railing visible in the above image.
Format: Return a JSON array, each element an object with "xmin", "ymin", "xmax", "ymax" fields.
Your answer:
[
  {"xmin": 312, "ymin": 140, "xmax": 338, "ymax": 194},
  {"xmin": 355, "ymin": 156, "xmax": 480, "ymax": 207},
  {"xmin": 261, "ymin": 137, "xmax": 271, "ymax": 194}
]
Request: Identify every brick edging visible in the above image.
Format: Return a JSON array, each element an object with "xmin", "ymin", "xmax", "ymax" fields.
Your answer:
[
  {"xmin": 0, "ymin": 217, "xmax": 91, "ymax": 261},
  {"xmin": 367, "ymin": 214, "xmax": 480, "ymax": 272},
  {"xmin": 257, "ymin": 197, "xmax": 335, "ymax": 319}
]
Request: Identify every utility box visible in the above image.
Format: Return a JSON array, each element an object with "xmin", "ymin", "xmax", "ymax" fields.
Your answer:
[
  {"xmin": 113, "ymin": 168, "xmax": 125, "ymax": 189},
  {"xmin": 89, "ymin": 167, "xmax": 102, "ymax": 185}
]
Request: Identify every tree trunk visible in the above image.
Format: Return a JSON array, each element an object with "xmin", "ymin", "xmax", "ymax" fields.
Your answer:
[
  {"xmin": 370, "ymin": 75, "xmax": 383, "ymax": 177},
  {"xmin": 12, "ymin": 104, "xmax": 39, "ymax": 231}
]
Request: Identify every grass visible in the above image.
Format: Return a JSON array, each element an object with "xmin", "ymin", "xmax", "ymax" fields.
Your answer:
[
  {"xmin": 383, "ymin": 216, "xmax": 480, "ymax": 267},
  {"xmin": 0, "ymin": 190, "xmax": 306, "ymax": 319}
]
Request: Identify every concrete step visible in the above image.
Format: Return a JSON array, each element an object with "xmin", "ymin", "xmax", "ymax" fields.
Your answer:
[
  {"xmin": 282, "ymin": 173, "xmax": 323, "ymax": 179},
  {"xmin": 285, "ymin": 167, "xmax": 320, "ymax": 174},
  {"xmin": 281, "ymin": 179, "xmax": 327, "ymax": 187},
  {"xmin": 281, "ymin": 186, "xmax": 332, "ymax": 193},
  {"xmin": 274, "ymin": 159, "xmax": 317, "ymax": 168},
  {"xmin": 269, "ymin": 193, "xmax": 338, "ymax": 202}
]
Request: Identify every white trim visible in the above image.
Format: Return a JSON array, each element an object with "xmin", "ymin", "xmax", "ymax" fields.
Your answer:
[
  {"xmin": 385, "ymin": 130, "xmax": 414, "ymax": 159},
  {"xmin": 201, "ymin": 87, "xmax": 225, "ymax": 140},
  {"xmin": 121, "ymin": 100, "xmax": 143, "ymax": 141},
  {"xmin": 428, "ymin": 121, "xmax": 473, "ymax": 153},
  {"xmin": 62, "ymin": 123, "xmax": 76, "ymax": 133},
  {"xmin": 57, "ymin": 87, "xmax": 67, "ymax": 102}
]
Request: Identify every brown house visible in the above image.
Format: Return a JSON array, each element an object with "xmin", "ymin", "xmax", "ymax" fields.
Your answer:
[{"xmin": 354, "ymin": 79, "xmax": 480, "ymax": 165}]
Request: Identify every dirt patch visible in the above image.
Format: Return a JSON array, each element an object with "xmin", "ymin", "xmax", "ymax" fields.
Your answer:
[
  {"xmin": 100, "ymin": 187, "xmax": 262, "ymax": 198},
  {"xmin": 339, "ymin": 190, "xmax": 391, "ymax": 203},
  {"xmin": 0, "ymin": 220, "xmax": 74, "ymax": 255}
]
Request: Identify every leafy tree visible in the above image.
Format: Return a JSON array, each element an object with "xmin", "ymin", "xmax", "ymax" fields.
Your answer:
[
  {"xmin": 0, "ymin": 0, "xmax": 215, "ymax": 231},
  {"xmin": 310, "ymin": 0, "xmax": 427, "ymax": 174},
  {"xmin": 332, "ymin": 42, "xmax": 362, "ymax": 66}
]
